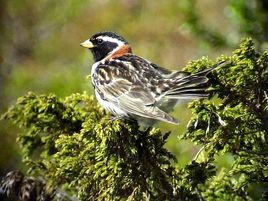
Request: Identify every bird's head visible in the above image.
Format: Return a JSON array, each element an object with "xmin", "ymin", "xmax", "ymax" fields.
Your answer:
[{"xmin": 80, "ymin": 31, "xmax": 132, "ymax": 62}]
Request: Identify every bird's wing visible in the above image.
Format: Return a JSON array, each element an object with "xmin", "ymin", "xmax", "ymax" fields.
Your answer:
[{"xmin": 93, "ymin": 63, "xmax": 178, "ymax": 124}]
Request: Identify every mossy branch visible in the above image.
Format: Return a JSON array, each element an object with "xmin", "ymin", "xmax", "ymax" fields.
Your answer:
[{"xmin": 1, "ymin": 38, "xmax": 268, "ymax": 201}]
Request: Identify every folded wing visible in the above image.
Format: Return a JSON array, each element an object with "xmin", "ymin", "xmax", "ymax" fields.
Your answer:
[{"xmin": 93, "ymin": 63, "xmax": 179, "ymax": 124}]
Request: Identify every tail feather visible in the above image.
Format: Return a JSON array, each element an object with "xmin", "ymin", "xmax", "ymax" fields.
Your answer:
[
  {"xmin": 192, "ymin": 60, "xmax": 225, "ymax": 76},
  {"xmin": 169, "ymin": 77, "xmax": 209, "ymax": 92},
  {"xmin": 167, "ymin": 86, "xmax": 209, "ymax": 98},
  {"xmin": 166, "ymin": 92, "xmax": 209, "ymax": 100},
  {"xmin": 165, "ymin": 61, "xmax": 225, "ymax": 100}
]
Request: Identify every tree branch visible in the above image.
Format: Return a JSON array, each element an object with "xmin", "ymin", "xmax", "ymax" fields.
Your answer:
[
  {"xmin": 195, "ymin": 187, "xmax": 206, "ymax": 201},
  {"xmin": 193, "ymin": 146, "xmax": 206, "ymax": 161},
  {"xmin": 234, "ymin": 149, "xmax": 268, "ymax": 157}
]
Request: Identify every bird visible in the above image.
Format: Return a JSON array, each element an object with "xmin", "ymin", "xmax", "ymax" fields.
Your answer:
[{"xmin": 80, "ymin": 31, "xmax": 224, "ymax": 127}]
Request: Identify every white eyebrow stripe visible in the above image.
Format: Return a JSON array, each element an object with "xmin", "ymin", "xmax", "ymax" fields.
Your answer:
[{"xmin": 97, "ymin": 36, "xmax": 125, "ymax": 46}]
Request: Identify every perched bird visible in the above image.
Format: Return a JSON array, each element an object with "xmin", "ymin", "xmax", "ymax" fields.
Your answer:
[{"xmin": 80, "ymin": 31, "xmax": 224, "ymax": 126}]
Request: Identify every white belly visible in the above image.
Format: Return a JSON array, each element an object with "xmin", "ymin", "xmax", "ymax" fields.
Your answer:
[{"xmin": 95, "ymin": 91, "xmax": 128, "ymax": 116}]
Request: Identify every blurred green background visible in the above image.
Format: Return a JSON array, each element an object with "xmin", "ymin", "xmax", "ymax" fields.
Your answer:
[{"xmin": 0, "ymin": 0, "xmax": 267, "ymax": 176}]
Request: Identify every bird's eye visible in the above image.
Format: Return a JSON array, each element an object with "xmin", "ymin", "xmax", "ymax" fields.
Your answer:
[{"xmin": 97, "ymin": 38, "xmax": 103, "ymax": 44}]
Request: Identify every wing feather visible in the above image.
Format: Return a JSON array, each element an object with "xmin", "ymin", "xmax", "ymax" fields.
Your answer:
[{"xmin": 94, "ymin": 63, "xmax": 178, "ymax": 124}]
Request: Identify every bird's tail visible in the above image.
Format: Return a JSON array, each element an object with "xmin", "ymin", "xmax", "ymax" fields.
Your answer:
[{"xmin": 165, "ymin": 61, "xmax": 225, "ymax": 100}]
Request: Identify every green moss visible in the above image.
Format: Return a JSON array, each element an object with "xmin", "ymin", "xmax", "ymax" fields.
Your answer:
[{"xmin": 1, "ymin": 38, "xmax": 268, "ymax": 200}]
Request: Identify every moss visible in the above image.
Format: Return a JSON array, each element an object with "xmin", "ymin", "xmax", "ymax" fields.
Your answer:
[{"xmin": 1, "ymin": 38, "xmax": 268, "ymax": 200}]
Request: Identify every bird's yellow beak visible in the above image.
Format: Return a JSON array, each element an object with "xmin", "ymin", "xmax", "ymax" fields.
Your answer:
[{"xmin": 80, "ymin": 40, "xmax": 94, "ymax": 48}]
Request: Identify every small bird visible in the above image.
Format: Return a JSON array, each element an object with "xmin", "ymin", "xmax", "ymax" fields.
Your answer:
[{"xmin": 80, "ymin": 31, "xmax": 224, "ymax": 126}]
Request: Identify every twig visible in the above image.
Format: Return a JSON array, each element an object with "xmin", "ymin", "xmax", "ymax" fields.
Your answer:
[
  {"xmin": 195, "ymin": 187, "xmax": 205, "ymax": 201},
  {"xmin": 56, "ymin": 189, "xmax": 79, "ymax": 201},
  {"xmin": 242, "ymin": 130, "xmax": 262, "ymax": 135},
  {"xmin": 193, "ymin": 145, "xmax": 206, "ymax": 161},
  {"xmin": 263, "ymin": 91, "xmax": 268, "ymax": 104},
  {"xmin": 38, "ymin": 177, "xmax": 80, "ymax": 201},
  {"xmin": 252, "ymin": 88, "xmax": 268, "ymax": 140},
  {"xmin": 235, "ymin": 149, "xmax": 268, "ymax": 157}
]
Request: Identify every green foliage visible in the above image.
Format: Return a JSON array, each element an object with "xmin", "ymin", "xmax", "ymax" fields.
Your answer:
[
  {"xmin": 179, "ymin": 0, "xmax": 268, "ymax": 49},
  {"xmin": 1, "ymin": 92, "xmax": 180, "ymax": 200},
  {"xmin": 179, "ymin": 0, "xmax": 228, "ymax": 48},
  {"xmin": 1, "ymin": 1, "xmax": 268, "ymax": 200},
  {"xmin": 183, "ymin": 38, "xmax": 268, "ymax": 200},
  {"xmin": 1, "ymin": 38, "xmax": 268, "ymax": 200},
  {"xmin": 227, "ymin": 0, "xmax": 268, "ymax": 43}
]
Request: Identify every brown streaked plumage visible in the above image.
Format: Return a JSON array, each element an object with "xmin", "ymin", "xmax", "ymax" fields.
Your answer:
[{"xmin": 80, "ymin": 31, "xmax": 225, "ymax": 126}]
